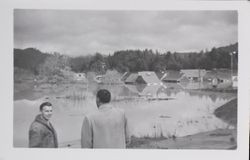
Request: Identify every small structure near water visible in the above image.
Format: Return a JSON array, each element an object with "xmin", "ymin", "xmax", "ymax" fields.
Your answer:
[
  {"xmin": 74, "ymin": 73, "xmax": 87, "ymax": 81},
  {"xmin": 61, "ymin": 68, "xmax": 87, "ymax": 83}
]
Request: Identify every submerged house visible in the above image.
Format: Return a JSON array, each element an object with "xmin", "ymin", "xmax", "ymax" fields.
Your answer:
[
  {"xmin": 120, "ymin": 72, "xmax": 130, "ymax": 81},
  {"xmin": 162, "ymin": 70, "xmax": 189, "ymax": 83},
  {"xmin": 203, "ymin": 69, "xmax": 238, "ymax": 88},
  {"xmin": 124, "ymin": 71, "xmax": 162, "ymax": 86},
  {"xmin": 180, "ymin": 69, "xmax": 207, "ymax": 82},
  {"xmin": 124, "ymin": 73, "xmax": 139, "ymax": 84},
  {"xmin": 204, "ymin": 69, "xmax": 232, "ymax": 83},
  {"xmin": 94, "ymin": 70, "xmax": 123, "ymax": 84},
  {"xmin": 138, "ymin": 72, "xmax": 162, "ymax": 85}
]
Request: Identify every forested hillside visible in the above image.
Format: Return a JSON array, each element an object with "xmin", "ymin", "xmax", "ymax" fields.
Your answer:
[
  {"xmin": 70, "ymin": 43, "xmax": 238, "ymax": 73},
  {"xmin": 14, "ymin": 43, "xmax": 238, "ymax": 75},
  {"xmin": 14, "ymin": 48, "xmax": 49, "ymax": 74}
]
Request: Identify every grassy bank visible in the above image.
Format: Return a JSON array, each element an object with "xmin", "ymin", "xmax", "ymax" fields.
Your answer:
[
  {"xmin": 127, "ymin": 128, "xmax": 236, "ymax": 149},
  {"xmin": 128, "ymin": 98, "xmax": 238, "ymax": 149}
]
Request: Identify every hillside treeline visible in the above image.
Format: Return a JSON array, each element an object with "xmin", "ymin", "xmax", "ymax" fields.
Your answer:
[
  {"xmin": 70, "ymin": 43, "xmax": 238, "ymax": 73},
  {"xmin": 14, "ymin": 43, "xmax": 238, "ymax": 76}
]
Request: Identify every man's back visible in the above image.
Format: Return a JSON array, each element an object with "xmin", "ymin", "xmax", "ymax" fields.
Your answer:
[{"xmin": 81, "ymin": 104, "xmax": 129, "ymax": 148}]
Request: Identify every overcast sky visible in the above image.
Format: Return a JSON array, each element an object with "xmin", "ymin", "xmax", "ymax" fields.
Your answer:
[{"xmin": 14, "ymin": 10, "xmax": 237, "ymax": 56}]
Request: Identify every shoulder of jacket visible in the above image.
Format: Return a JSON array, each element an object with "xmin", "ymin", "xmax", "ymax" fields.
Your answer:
[
  {"xmin": 30, "ymin": 121, "xmax": 46, "ymax": 130},
  {"xmin": 114, "ymin": 107, "xmax": 125, "ymax": 114}
]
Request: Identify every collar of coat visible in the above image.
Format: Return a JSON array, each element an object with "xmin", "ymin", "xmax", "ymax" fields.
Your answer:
[
  {"xmin": 35, "ymin": 114, "xmax": 55, "ymax": 132},
  {"xmin": 98, "ymin": 103, "xmax": 113, "ymax": 111}
]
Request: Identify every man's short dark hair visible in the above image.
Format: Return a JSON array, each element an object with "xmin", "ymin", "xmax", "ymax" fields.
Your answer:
[
  {"xmin": 40, "ymin": 102, "xmax": 52, "ymax": 111},
  {"xmin": 96, "ymin": 89, "xmax": 111, "ymax": 103}
]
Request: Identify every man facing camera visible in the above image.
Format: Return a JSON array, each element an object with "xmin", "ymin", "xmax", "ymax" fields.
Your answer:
[
  {"xmin": 29, "ymin": 102, "xmax": 58, "ymax": 148},
  {"xmin": 81, "ymin": 89, "xmax": 130, "ymax": 148}
]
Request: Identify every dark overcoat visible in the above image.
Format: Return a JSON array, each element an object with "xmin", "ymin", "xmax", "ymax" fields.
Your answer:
[{"xmin": 29, "ymin": 114, "xmax": 58, "ymax": 148}]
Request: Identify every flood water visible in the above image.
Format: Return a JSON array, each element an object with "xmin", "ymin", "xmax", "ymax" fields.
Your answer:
[{"xmin": 13, "ymin": 82, "xmax": 236, "ymax": 147}]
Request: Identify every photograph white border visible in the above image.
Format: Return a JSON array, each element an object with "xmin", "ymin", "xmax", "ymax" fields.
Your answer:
[{"xmin": 0, "ymin": 0, "xmax": 249, "ymax": 160}]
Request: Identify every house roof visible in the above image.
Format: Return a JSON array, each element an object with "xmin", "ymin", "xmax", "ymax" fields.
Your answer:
[
  {"xmin": 163, "ymin": 70, "xmax": 184, "ymax": 81},
  {"xmin": 100, "ymin": 70, "xmax": 122, "ymax": 84},
  {"xmin": 180, "ymin": 69, "xmax": 207, "ymax": 78},
  {"xmin": 120, "ymin": 72, "xmax": 130, "ymax": 81},
  {"xmin": 138, "ymin": 71, "xmax": 161, "ymax": 84},
  {"xmin": 156, "ymin": 72, "xmax": 166, "ymax": 80},
  {"xmin": 124, "ymin": 73, "xmax": 139, "ymax": 83}
]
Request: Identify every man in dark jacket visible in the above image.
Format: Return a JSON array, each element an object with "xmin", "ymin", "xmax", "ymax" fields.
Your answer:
[{"xmin": 29, "ymin": 102, "xmax": 58, "ymax": 148}]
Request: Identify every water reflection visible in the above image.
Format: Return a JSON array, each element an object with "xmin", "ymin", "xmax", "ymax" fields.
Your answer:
[{"xmin": 13, "ymin": 83, "xmax": 236, "ymax": 147}]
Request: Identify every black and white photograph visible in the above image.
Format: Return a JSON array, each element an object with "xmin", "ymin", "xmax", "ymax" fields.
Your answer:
[
  {"xmin": 0, "ymin": 0, "xmax": 250, "ymax": 160},
  {"xmin": 13, "ymin": 9, "xmax": 239, "ymax": 149}
]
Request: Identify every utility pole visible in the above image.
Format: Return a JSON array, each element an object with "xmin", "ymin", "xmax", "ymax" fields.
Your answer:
[{"xmin": 230, "ymin": 51, "xmax": 236, "ymax": 83}]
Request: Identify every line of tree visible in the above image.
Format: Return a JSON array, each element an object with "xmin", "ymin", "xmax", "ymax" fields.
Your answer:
[
  {"xmin": 70, "ymin": 43, "xmax": 238, "ymax": 73},
  {"xmin": 14, "ymin": 43, "xmax": 238, "ymax": 76}
]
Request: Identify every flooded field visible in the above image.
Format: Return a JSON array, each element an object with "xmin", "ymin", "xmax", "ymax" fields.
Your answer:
[{"xmin": 13, "ymin": 82, "xmax": 237, "ymax": 148}]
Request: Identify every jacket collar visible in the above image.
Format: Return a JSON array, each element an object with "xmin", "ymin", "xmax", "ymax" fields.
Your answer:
[
  {"xmin": 35, "ymin": 114, "xmax": 53, "ymax": 131},
  {"xmin": 98, "ymin": 103, "xmax": 113, "ymax": 111},
  {"xmin": 34, "ymin": 114, "xmax": 58, "ymax": 147}
]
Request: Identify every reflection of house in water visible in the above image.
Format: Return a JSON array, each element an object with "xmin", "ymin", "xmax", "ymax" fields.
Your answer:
[
  {"xmin": 118, "ymin": 85, "xmax": 139, "ymax": 97},
  {"xmin": 124, "ymin": 84, "xmax": 167, "ymax": 99},
  {"xmin": 180, "ymin": 69, "xmax": 207, "ymax": 82},
  {"xmin": 123, "ymin": 84, "xmax": 142, "ymax": 95},
  {"xmin": 164, "ymin": 82, "xmax": 183, "ymax": 90},
  {"xmin": 208, "ymin": 94, "xmax": 218, "ymax": 103},
  {"xmin": 163, "ymin": 88, "xmax": 182, "ymax": 97},
  {"xmin": 139, "ymin": 85, "xmax": 164, "ymax": 98},
  {"xmin": 163, "ymin": 83, "xmax": 183, "ymax": 96},
  {"xmin": 124, "ymin": 71, "xmax": 163, "ymax": 86},
  {"xmin": 186, "ymin": 91, "xmax": 221, "ymax": 103},
  {"xmin": 179, "ymin": 81, "xmax": 207, "ymax": 90}
]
